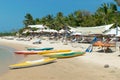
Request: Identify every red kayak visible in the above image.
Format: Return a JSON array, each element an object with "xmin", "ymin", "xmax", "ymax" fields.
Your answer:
[
  {"xmin": 14, "ymin": 49, "xmax": 72, "ymax": 55},
  {"xmin": 14, "ymin": 51, "xmax": 40, "ymax": 55}
]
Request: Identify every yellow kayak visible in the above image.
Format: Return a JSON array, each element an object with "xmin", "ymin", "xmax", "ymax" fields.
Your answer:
[
  {"xmin": 38, "ymin": 49, "xmax": 71, "ymax": 55},
  {"xmin": 43, "ymin": 51, "xmax": 85, "ymax": 58},
  {"xmin": 9, "ymin": 58, "xmax": 56, "ymax": 69}
]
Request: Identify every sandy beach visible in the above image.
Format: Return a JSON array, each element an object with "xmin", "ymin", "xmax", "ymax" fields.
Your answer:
[{"xmin": 0, "ymin": 37, "xmax": 120, "ymax": 80}]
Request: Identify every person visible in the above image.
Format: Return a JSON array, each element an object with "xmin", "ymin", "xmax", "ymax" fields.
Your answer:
[{"xmin": 53, "ymin": 32, "xmax": 58, "ymax": 40}]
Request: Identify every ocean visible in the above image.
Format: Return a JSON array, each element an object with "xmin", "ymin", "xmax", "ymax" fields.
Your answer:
[{"xmin": 0, "ymin": 46, "xmax": 24, "ymax": 75}]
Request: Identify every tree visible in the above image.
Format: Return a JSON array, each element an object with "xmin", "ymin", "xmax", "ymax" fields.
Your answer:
[
  {"xmin": 44, "ymin": 14, "xmax": 54, "ymax": 28},
  {"xmin": 66, "ymin": 13, "xmax": 76, "ymax": 27},
  {"xmin": 110, "ymin": 3, "xmax": 118, "ymax": 12},
  {"xmin": 95, "ymin": 3, "xmax": 118, "ymax": 24},
  {"xmin": 23, "ymin": 13, "xmax": 35, "ymax": 27},
  {"xmin": 20, "ymin": 2, "xmax": 119, "ymax": 32},
  {"xmin": 54, "ymin": 12, "xmax": 66, "ymax": 30},
  {"xmin": 35, "ymin": 18, "xmax": 41, "ymax": 24},
  {"xmin": 114, "ymin": 0, "xmax": 120, "ymax": 6},
  {"xmin": 74, "ymin": 10, "xmax": 83, "ymax": 26}
]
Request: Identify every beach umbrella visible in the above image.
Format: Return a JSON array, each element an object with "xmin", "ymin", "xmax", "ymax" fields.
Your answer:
[
  {"xmin": 49, "ymin": 29, "xmax": 58, "ymax": 33},
  {"xmin": 59, "ymin": 29, "xmax": 65, "ymax": 33},
  {"xmin": 71, "ymin": 32, "xmax": 82, "ymax": 36},
  {"xmin": 105, "ymin": 27, "xmax": 120, "ymax": 36},
  {"xmin": 28, "ymin": 25, "xmax": 45, "ymax": 29}
]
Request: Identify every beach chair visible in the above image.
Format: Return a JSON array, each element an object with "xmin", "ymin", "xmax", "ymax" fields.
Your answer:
[
  {"xmin": 33, "ymin": 39, "xmax": 41, "ymax": 44},
  {"xmin": 93, "ymin": 39, "xmax": 115, "ymax": 53},
  {"xmin": 85, "ymin": 37, "xmax": 97, "ymax": 52}
]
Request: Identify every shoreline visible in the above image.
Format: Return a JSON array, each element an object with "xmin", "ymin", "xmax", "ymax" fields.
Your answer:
[
  {"xmin": 0, "ymin": 38, "xmax": 120, "ymax": 80},
  {"xmin": 0, "ymin": 39, "xmax": 29, "ymax": 76}
]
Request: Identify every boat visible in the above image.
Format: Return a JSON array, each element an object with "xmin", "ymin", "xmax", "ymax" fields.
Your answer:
[
  {"xmin": 38, "ymin": 49, "xmax": 71, "ymax": 55},
  {"xmin": 43, "ymin": 51, "xmax": 85, "ymax": 58},
  {"xmin": 27, "ymin": 47, "xmax": 54, "ymax": 51},
  {"xmin": 9, "ymin": 58, "xmax": 56, "ymax": 69},
  {"xmin": 14, "ymin": 51, "xmax": 41, "ymax": 55},
  {"xmin": 15, "ymin": 49, "xmax": 71, "ymax": 55}
]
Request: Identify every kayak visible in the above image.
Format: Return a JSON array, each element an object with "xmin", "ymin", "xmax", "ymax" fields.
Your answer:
[
  {"xmin": 15, "ymin": 49, "xmax": 71, "ymax": 55},
  {"xmin": 38, "ymin": 49, "xmax": 71, "ymax": 55},
  {"xmin": 27, "ymin": 47, "xmax": 54, "ymax": 51},
  {"xmin": 14, "ymin": 51, "xmax": 40, "ymax": 55},
  {"xmin": 9, "ymin": 58, "xmax": 56, "ymax": 69},
  {"xmin": 43, "ymin": 51, "xmax": 85, "ymax": 58}
]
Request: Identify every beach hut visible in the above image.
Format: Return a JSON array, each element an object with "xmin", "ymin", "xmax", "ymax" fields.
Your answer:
[
  {"xmin": 42, "ymin": 29, "xmax": 58, "ymax": 33},
  {"xmin": 69, "ymin": 24, "xmax": 114, "ymax": 35},
  {"xmin": 105, "ymin": 27, "xmax": 120, "ymax": 37},
  {"xmin": 28, "ymin": 25, "xmax": 46, "ymax": 29},
  {"xmin": 71, "ymin": 32, "xmax": 82, "ymax": 36},
  {"xmin": 59, "ymin": 29, "xmax": 65, "ymax": 33}
]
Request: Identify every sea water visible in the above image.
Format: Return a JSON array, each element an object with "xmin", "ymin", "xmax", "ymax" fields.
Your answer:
[{"xmin": 0, "ymin": 46, "xmax": 24, "ymax": 75}]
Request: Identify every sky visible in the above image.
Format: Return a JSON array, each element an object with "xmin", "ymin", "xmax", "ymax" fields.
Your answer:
[{"xmin": 0, "ymin": 0, "xmax": 119, "ymax": 32}]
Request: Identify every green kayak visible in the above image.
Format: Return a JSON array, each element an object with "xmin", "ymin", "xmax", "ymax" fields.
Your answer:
[
  {"xmin": 27, "ymin": 47, "xmax": 54, "ymax": 51},
  {"xmin": 43, "ymin": 51, "xmax": 85, "ymax": 58}
]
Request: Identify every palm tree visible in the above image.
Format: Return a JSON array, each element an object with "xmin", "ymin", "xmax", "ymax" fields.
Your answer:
[
  {"xmin": 35, "ymin": 18, "xmax": 41, "ymax": 24},
  {"xmin": 54, "ymin": 12, "xmax": 66, "ymax": 30},
  {"xmin": 44, "ymin": 14, "xmax": 54, "ymax": 28},
  {"xmin": 74, "ymin": 10, "xmax": 83, "ymax": 26},
  {"xmin": 114, "ymin": 0, "xmax": 120, "ymax": 6},
  {"xmin": 66, "ymin": 13, "xmax": 76, "ymax": 27},
  {"xmin": 23, "ymin": 13, "xmax": 35, "ymax": 27},
  {"xmin": 110, "ymin": 3, "xmax": 118, "ymax": 12},
  {"xmin": 95, "ymin": 3, "xmax": 118, "ymax": 24}
]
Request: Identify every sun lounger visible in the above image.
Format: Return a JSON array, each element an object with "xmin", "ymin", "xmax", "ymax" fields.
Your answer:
[{"xmin": 33, "ymin": 39, "xmax": 41, "ymax": 44}]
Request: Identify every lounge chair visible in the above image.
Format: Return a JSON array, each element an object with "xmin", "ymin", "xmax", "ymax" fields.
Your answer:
[
  {"xmin": 33, "ymin": 39, "xmax": 41, "ymax": 44},
  {"xmin": 93, "ymin": 41, "xmax": 115, "ymax": 53}
]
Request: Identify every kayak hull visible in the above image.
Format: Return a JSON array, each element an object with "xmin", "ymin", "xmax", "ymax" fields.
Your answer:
[
  {"xmin": 27, "ymin": 47, "xmax": 54, "ymax": 51},
  {"xmin": 38, "ymin": 50, "xmax": 71, "ymax": 55},
  {"xmin": 9, "ymin": 58, "xmax": 56, "ymax": 69},
  {"xmin": 43, "ymin": 51, "xmax": 85, "ymax": 58},
  {"xmin": 15, "ymin": 49, "xmax": 71, "ymax": 55}
]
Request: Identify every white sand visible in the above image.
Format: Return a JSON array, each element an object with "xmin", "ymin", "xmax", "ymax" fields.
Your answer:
[{"xmin": 0, "ymin": 37, "xmax": 120, "ymax": 80}]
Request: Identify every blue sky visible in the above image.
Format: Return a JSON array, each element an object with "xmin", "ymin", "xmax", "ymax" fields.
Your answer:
[{"xmin": 0, "ymin": 0, "xmax": 119, "ymax": 32}]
